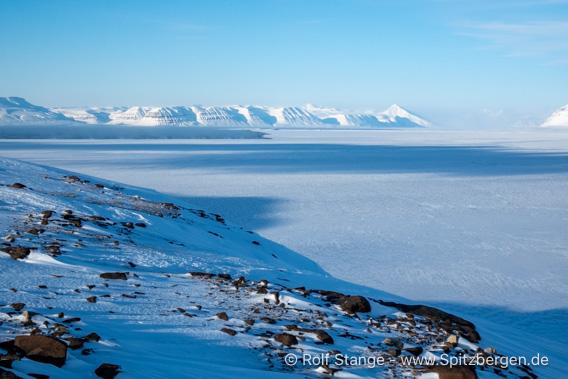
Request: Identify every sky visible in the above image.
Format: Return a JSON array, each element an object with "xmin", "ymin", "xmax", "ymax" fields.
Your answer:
[{"xmin": 1, "ymin": 0, "xmax": 567, "ymax": 127}]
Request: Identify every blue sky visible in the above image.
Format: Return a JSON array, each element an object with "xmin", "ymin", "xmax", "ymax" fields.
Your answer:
[{"xmin": 1, "ymin": 0, "xmax": 567, "ymax": 126}]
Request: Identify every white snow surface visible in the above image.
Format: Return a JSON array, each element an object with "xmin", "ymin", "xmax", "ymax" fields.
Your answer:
[
  {"xmin": 0, "ymin": 129, "xmax": 567, "ymax": 377},
  {"xmin": 541, "ymin": 104, "xmax": 568, "ymax": 127},
  {"xmin": 0, "ymin": 97, "xmax": 431, "ymax": 128}
]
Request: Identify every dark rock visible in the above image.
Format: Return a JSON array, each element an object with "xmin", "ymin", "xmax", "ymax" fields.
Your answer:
[
  {"xmin": 0, "ymin": 367, "xmax": 23, "ymax": 379},
  {"xmin": 100, "ymin": 272, "xmax": 127, "ymax": 280},
  {"xmin": 312, "ymin": 290, "xmax": 345, "ymax": 302},
  {"xmin": 252, "ymin": 241, "xmax": 260, "ymax": 245},
  {"xmin": 404, "ymin": 346, "xmax": 423, "ymax": 356},
  {"xmin": 128, "ymin": 262, "xmax": 136, "ymax": 268},
  {"xmin": 387, "ymin": 348, "xmax": 401, "ymax": 356},
  {"xmin": 221, "ymin": 328, "xmax": 237, "ymax": 336},
  {"xmin": 217, "ymin": 273, "xmax": 232, "ymax": 280},
  {"xmin": 216, "ymin": 312, "xmax": 229, "ymax": 321},
  {"xmin": 27, "ymin": 374, "xmax": 49, "ymax": 379},
  {"xmin": 123, "ymin": 222, "xmax": 134, "ymax": 229},
  {"xmin": 10, "ymin": 303, "xmax": 25, "ymax": 312},
  {"xmin": 95, "ymin": 183, "xmax": 104, "ymax": 188},
  {"xmin": 95, "ymin": 363, "xmax": 121, "ymax": 379},
  {"xmin": 134, "ymin": 223, "xmax": 146, "ymax": 228},
  {"xmin": 274, "ymin": 333, "xmax": 298, "ymax": 346},
  {"xmin": 0, "ymin": 248, "xmax": 30, "ymax": 260},
  {"xmin": 86, "ymin": 296, "xmax": 97, "ymax": 303},
  {"xmin": 379, "ymin": 300, "xmax": 480, "ymax": 343},
  {"xmin": 82, "ymin": 332, "xmax": 101, "ymax": 342},
  {"xmin": 244, "ymin": 319, "xmax": 255, "ymax": 326},
  {"xmin": 14, "ymin": 335, "xmax": 67, "ymax": 367},
  {"xmin": 189, "ymin": 272, "xmax": 215, "ymax": 279},
  {"xmin": 261, "ymin": 317, "xmax": 276, "ymax": 324},
  {"xmin": 62, "ymin": 317, "xmax": 81, "ymax": 324},
  {"xmin": 41, "ymin": 210, "xmax": 53, "ymax": 219},
  {"xmin": 0, "ymin": 340, "xmax": 15, "ymax": 353},
  {"xmin": 314, "ymin": 330, "xmax": 334, "ymax": 344},
  {"xmin": 9, "ymin": 183, "xmax": 26, "ymax": 189},
  {"xmin": 67, "ymin": 338, "xmax": 84, "ymax": 350},
  {"xmin": 66, "ymin": 175, "xmax": 82, "ymax": 182},
  {"xmin": 26, "ymin": 229, "xmax": 41, "ymax": 235},
  {"xmin": 383, "ymin": 338, "xmax": 404, "ymax": 349},
  {"xmin": 256, "ymin": 287, "xmax": 268, "ymax": 295},
  {"xmin": 337, "ymin": 296, "xmax": 371, "ymax": 313}
]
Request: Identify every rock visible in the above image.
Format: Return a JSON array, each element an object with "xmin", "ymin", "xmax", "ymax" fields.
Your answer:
[
  {"xmin": 9, "ymin": 183, "xmax": 26, "ymax": 189},
  {"xmin": 404, "ymin": 346, "xmax": 423, "ymax": 356},
  {"xmin": 256, "ymin": 287, "xmax": 268, "ymax": 294},
  {"xmin": 66, "ymin": 175, "xmax": 82, "ymax": 182},
  {"xmin": 22, "ymin": 311, "xmax": 31, "ymax": 323},
  {"xmin": 0, "ymin": 247, "xmax": 30, "ymax": 260},
  {"xmin": 67, "ymin": 338, "xmax": 84, "ymax": 350},
  {"xmin": 14, "ymin": 335, "xmax": 67, "ymax": 367},
  {"xmin": 41, "ymin": 211, "xmax": 53, "ymax": 219},
  {"xmin": 134, "ymin": 223, "xmax": 146, "ymax": 228},
  {"xmin": 82, "ymin": 332, "xmax": 101, "ymax": 342},
  {"xmin": 446, "ymin": 334, "xmax": 459, "ymax": 347},
  {"xmin": 0, "ymin": 339, "xmax": 15, "ymax": 352},
  {"xmin": 26, "ymin": 229, "xmax": 41, "ymax": 235},
  {"xmin": 424, "ymin": 365, "xmax": 477, "ymax": 379},
  {"xmin": 379, "ymin": 300, "xmax": 480, "ymax": 343},
  {"xmin": 314, "ymin": 330, "xmax": 334, "ymax": 344},
  {"xmin": 336, "ymin": 296, "xmax": 371, "ymax": 313},
  {"xmin": 123, "ymin": 222, "xmax": 134, "ymax": 229},
  {"xmin": 274, "ymin": 333, "xmax": 298, "ymax": 346},
  {"xmin": 383, "ymin": 338, "xmax": 404, "ymax": 349},
  {"xmin": 261, "ymin": 317, "xmax": 276, "ymax": 324},
  {"xmin": 244, "ymin": 319, "xmax": 255, "ymax": 326},
  {"xmin": 221, "ymin": 328, "xmax": 237, "ymax": 336},
  {"xmin": 189, "ymin": 272, "xmax": 215, "ymax": 279},
  {"xmin": 485, "ymin": 347, "xmax": 497, "ymax": 354},
  {"xmin": 100, "ymin": 272, "xmax": 127, "ymax": 280},
  {"xmin": 216, "ymin": 312, "xmax": 229, "ymax": 321},
  {"xmin": 95, "ymin": 363, "xmax": 121, "ymax": 379},
  {"xmin": 387, "ymin": 348, "xmax": 401, "ymax": 356},
  {"xmin": 10, "ymin": 303, "xmax": 25, "ymax": 312},
  {"xmin": 217, "ymin": 273, "xmax": 232, "ymax": 280},
  {"xmin": 86, "ymin": 296, "xmax": 97, "ymax": 303},
  {"xmin": 5, "ymin": 234, "xmax": 15, "ymax": 243},
  {"xmin": 0, "ymin": 367, "xmax": 23, "ymax": 379}
]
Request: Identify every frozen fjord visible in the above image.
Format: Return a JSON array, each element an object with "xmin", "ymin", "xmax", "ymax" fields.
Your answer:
[{"xmin": 1, "ymin": 128, "xmax": 567, "ymax": 346}]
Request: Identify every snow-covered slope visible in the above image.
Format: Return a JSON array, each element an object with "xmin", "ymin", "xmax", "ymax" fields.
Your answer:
[
  {"xmin": 541, "ymin": 104, "xmax": 568, "ymax": 127},
  {"xmin": 0, "ymin": 98, "xmax": 77, "ymax": 125},
  {"xmin": 1, "ymin": 97, "xmax": 431, "ymax": 128},
  {"xmin": 1, "ymin": 157, "xmax": 553, "ymax": 378}
]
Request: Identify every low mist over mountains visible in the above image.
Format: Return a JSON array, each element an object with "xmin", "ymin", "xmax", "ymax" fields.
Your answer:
[{"xmin": 1, "ymin": 97, "xmax": 431, "ymax": 128}]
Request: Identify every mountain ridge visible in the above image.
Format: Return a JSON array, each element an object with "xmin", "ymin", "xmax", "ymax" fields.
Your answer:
[{"xmin": 0, "ymin": 97, "xmax": 431, "ymax": 128}]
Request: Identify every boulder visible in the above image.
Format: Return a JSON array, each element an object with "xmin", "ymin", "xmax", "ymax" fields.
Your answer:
[
  {"xmin": 100, "ymin": 272, "xmax": 127, "ymax": 280},
  {"xmin": 0, "ymin": 248, "xmax": 30, "ymax": 260},
  {"xmin": 14, "ymin": 335, "xmax": 67, "ymax": 367},
  {"xmin": 95, "ymin": 363, "xmax": 121, "ymax": 379},
  {"xmin": 274, "ymin": 333, "xmax": 298, "ymax": 346},
  {"xmin": 336, "ymin": 296, "xmax": 371, "ymax": 313}
]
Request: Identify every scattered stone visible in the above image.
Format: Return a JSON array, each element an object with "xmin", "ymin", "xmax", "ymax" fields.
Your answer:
[
  {"xmin": 216, "ymin": 312, "xmax": 229, "ymax": 321},
  {"xmin": 67, "ymin": 338, "xmax": 84, "ymax": 350},
  {"xmin": 100, "ymin": 272, "xmax": 127, "ymax": 280},
  {"xmin": 221, "ymin": 328, "xmax": 237, "ymax": 336},
  {"xmin": 0, "ymin": 367, "xmax": 23, "ymax": 379},
  {"xmin": 41, "ymin": 210, "xmax": 53, "ymax": 219},
  {"xmin": 336, "ymin": 295, "xmax": 371, "ymax": 313},
  {"xmin": 446, "ymin": 334, "xmax": 459, "ymax": 347},
  {"xmin": 134, "ymin": 223, "xmax": 146, "ymax": 228},
  {"xmin": 388, "ymin": 348, "xmax": 401, "ymax": 356},
  {"xmin": 62, "ymin": 317, "xmax": 81, "ymax": 324},
  {"xmin": 261, "ymin": 317, "xmax": 276, "ymax": 324},
  {"xmin": 10, "ymin": 303, "xmax": 25, "ymax": 312},
  {"xmin": 14, "ymin": 335, "xmax": 67, "ymax": 367},
  {"xmin": 83, "ymin": 332, "xmax": 101, "ymax": 342},
  {"xmin": 189, "ymin": 272, "xmax": 215, "ymax": 279},
  {"xmin": 274, "ymin": 333, "xmax": 298, "ymax": 346},
  {"xmin": 404, "ymin": 346, "xmax": 423, "ymax": 356},
  {"xmin": 244, "ymin": 319, "xmax": 255, "ymax": 326},
  {"xmin": 57, "ymin": 312, "xmax": 64, "ymax": 318},
  {"xmin": 9, "ymin": 183, "xmax": 26, "ymax": 189},
  {"xmin": 86, "ymin": 296, "xmax": 97, "ymax": 303},
  {"xmin": 252, "ymin": 241, "xmax": 260, "ymax": 245},
  {"xmin": 383, "ymin": 338, "xmax": 404, "ymax": 349},
  {"xmin": 0, "ymin": 247, "xmax": 31, "ymax": 260},
  {"xmin": 485, "ymin": 347, "xmax": 497, "ymax": 354},
  {"xmin": 217, "ymin": 273, "xmax": 232, "ymax": 280},
  {"xmin": 314, "ymin": 330, "xmax": 334, "ymax": 344},
  {"xmin": 5, "ymin": 234, "xmax": 15, "ymax": 243},
  {"xmin": 95, "ymin": 363, "xmax": 121, "ymax": 379}
]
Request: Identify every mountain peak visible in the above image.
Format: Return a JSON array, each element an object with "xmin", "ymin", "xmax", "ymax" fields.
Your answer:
[{"xmin": 542, "ymin": 104, "xmax": 568, "ymax": 127}]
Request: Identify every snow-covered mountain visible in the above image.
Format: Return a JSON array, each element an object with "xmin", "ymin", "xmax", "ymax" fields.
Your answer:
[
  {"xmin": 541, "ymin": 104, "xmax": 568, "ymax": 127},
  {"xmin": 0, "ymin": 97, "xmax": 77, "ymax": 125},
  {"xmin": 0, "ymin": 97, "xmax": 432, "ymax": 128}
]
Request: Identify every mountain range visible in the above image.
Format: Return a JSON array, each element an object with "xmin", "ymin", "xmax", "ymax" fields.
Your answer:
[{"xmin": 1, "ymin": 97, "xmax": 431, "ymax": 128}]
